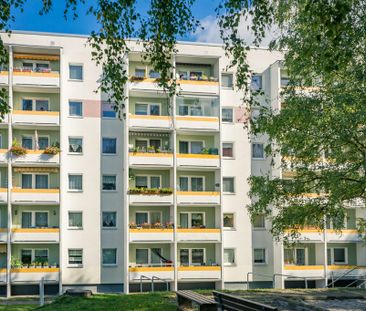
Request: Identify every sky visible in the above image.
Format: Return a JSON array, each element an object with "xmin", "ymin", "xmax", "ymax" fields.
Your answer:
[{"xmin": 9, "ymin": 0, "xmax": 224, "ymax": 43}]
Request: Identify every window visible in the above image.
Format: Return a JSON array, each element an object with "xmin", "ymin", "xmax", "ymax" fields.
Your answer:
[
  {"xmin": 222, "ymin": 108, "xmax": 233, "ymax": 123},
  {"xmin": 135, "ymin": 248, "xmax": 163, "ymax": 266},
  {"xmin": 135, "ymin": 68, "xmax": 146, "ymax": 77},
  {"xmin": 102, "ymin": 212, "xmax": 117, "ymax": 228},
  {"xmin": 253, "ymin": 248, "xmax": 266, "ymax": 264},
  {"xmin": 22, "ymin": 99, "xmax": 33, "ymax": 111},
  {"xmin": 69, "ymin": 174, "xmax": 83, "ymax": 191},
  {"xmin": 22, "ymin": 136, "xmax": 33, "ymax": 149},
  {"xmin": 179, "ymin": 212, "xmax": 205, "ymax": 228},
  {"xmin": 102, "ymin": 138, "xmax": 117, "ymax": 154},
  {"xmin": 223, "ymin": 213, "xmax": 234, "ymax": 228},
  {"xmin": 69, "ymin": 137, "xmax": 83, "ymax": 153},
  {"xmin": 284, "ymin": 248, "xmax": 306, "ymax": 265},
  {"xmin": 136, "ymin": 249, "xmax": 149, "ymax": 265},
  {"xmin": 36, "ymin": 99, "xmax": 49, "ymax": 111},
  {"xmin": 21, "ymin": 249, "xmax": 32, "ymax": 264},
  {"xmin": 135, "ymin": 103, "xmax": 161, "ymax": 116},
  {"xmin": 328, "ymin": 248, "xmax": 347, "ymax": 265},
  {"xmin": 21, "ymin": 174, "xmax": 48, "ymax": 189},
  {"xmin": 21, "ymin": 211, "xmax": 48, "ymax": 228},
  {"xmin": 179, "ymin": 248, "xmax": 205, "ymax": 266},
  {"xmin": 102, "ymin": 249, "xmax": 117, "ymax": 265},
  {"xmin": 222, "ymin": 143, "xmax": 234, "ymax": 158},
  {"xmin": 69, "ymin": 101, "xmax": 83, "ymax": 117},
  {"xmin": 221, "ymin": 73, "xmax": 233, "ymax": 88},
  {"xmin": 68, "ymin": 212, "xmax": 82, "ymax": 228},
  {"xmin": 38, "ymin": 137, "xmax": 49, "ymax": 150},
  {"xmin": 179, "ymin": 176, "xmax": 204, "ymax": 191},
  {"xmin": 21, "ymin": 249, "xmax": 48, "ymax": 264},
  {"xmin": 179, "ymin": 141, "xmax": 203, "ymax": 154},
  {"xmin": 102, "ymin": 175, "xmax": 116, "ymax": 191},
  {"xmin": 281, "ymin": 76, "xmax": 290, "ymax": 87},
  {"xmin": 35, "ymin": 249, "xmax": 48, "ymax": 262},
  {"xmin": 22, "ymin": 98, "xmax": 49, "ymax": 111},
  {"xmin": 102, "ymin": 103, "xmax": 117, "ymax": 118},
  {"xmin": 149, "ymin": 69, "xmax": 161, "ymax": 79},
  {"xmin": 135, "ymin": 211, "xmax": 161, "ymax": 225},
  {"xmin": 69, "ymin": 65, "xmax": 83, "ymax": 80},
  {"xmin": 252, "ymin": 143, "xmax": 264, "ymax": 159},
  {"xmin": 223, "ymin": 177, "xmax": 235, "ymax": 193},
  {"xmin": 135, "ymin": 175, "xmax": 161, "ymax": 189},
  {"xmin": 224, "ymin": 249, "xmax": 235, "ymax": 266},
  {"xmin": 251, "ymin": 74, "xmax": 262, "ymax": 91},
  {"xmin": 68, "ymin": 249, "xmax": 83, "ymax": 266},
  {"xmin": 253, "ymin": 215, "xmax": 265, "ymax": 229}
]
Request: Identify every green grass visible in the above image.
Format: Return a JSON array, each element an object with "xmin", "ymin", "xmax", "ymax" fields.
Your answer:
[{"xmin": 0, "ymin": 305, "xmax": 36, "ymax": 311}]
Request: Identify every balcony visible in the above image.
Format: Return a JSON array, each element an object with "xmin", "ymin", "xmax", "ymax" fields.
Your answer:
[
  {"xmin": 11, "ymin": 228, "xmax": 59, "ymax": 243},
  {"xmin": 0, "ymin": 269, "xmax": 6, "ymax": 283},
  {"xmin": 176, "ymin": 97, "xmax": 219, "ymax": 131},
  {"xmin": 12, "ymin": 110, "xmax": 60, "ymax": 126},
  {"xmin": 129, "ymin": 114, "xmax": 173, "ymax": 129},
  {"xmin": 129, "ymin": 227, "xmax": 174, "ymax": 243},
  {"xmin": 0, "ymin": 149, "xmax": 8, "ymax": 162},
  {"xmin": 177, "ymin": 266, "xmax": 221, "ymax": 280},
  {"xmin": 129, "ymin": 189, "xmax": 173, "ymax": 205},
  {"xmin": 177, "ymin": 191, "xmax": 220, "ymax": 205},
  {"xmin": 0, "ymin": 188, "xmax": 7, "ymax": 203},
  {"xmin": 291, "ymin": 228, "xmax": 361, "ymax": 242},
  {"xmin": 129, "ymin": 152, "xmax": 173, "ymax": 167},
  {"xmin": 0, "ymin": 70, "xmax": 8, "ymax": 85},
  {"xmin": 177, "ymin": 154, "xmax": 219, "ymax": 168},
  {"xmin": 12, "ymin": 150, "xmax": 59, "ymax": 166},
  {"xmin": 10, "ymin": 267, "xmax": 60, "ymax": 283},
  {"xmin": 0, "ymin": 228, "xmax": 7, "ymax": 242},
  {"xmin": 12, "ymin": 188, "xmax": 60, "ymax": 205},
  {"xmin": 177, "ymin": 228, "xmax": 221, "ymax": 242},
  {"xmin": 129, "ymin": 265, "xmax": 174, "ymax": 282},
  {"xmin": 284, "ymin": 265, "xmax": 366, "ymax": 279}
]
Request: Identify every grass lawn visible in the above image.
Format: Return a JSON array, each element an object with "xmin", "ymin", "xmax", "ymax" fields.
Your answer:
[{"xmin": 0, "ymin": 305, "xmax": 37, "ymax": 311}]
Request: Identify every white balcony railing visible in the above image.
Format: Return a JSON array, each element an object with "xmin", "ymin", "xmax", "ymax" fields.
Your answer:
[
  {"xmin": 129, "ymin": 265, "xmax": 174, "ymax": 282},
  {"xmin": 129, "ymin": 193, "xmax": 173, "ymax": 205},
  {"xmin": 12, "ymin": 70, "xmax": 60, "ymax": 87},
  {"xmin": 11, "ymin": 228, "xmax": 59, "ymax": 243},
  {"xmin": 11, "ymin": 189, "xmax": 60, "ymax": 204},
  {"xmin": 11, "ymin": 268, "xmax": 60, "ymax": 283},
  {"xmin": 129, "ymin": 114, "xmax": 173, "ymax": 129},
  {"xmin": 176, "ymin": 116, "xmax": 219, "ymax": 131},
  {"xmin": 12, "ymin": 151, "xmax": 59, "ymax": 165},
  {"xmin": 129, "ymin": 228, "xmax": 174, "ymax": 242},
  {"xmin": 177, "ymin": 191, "xmax": 220, "ymax": 205},
  {"xmin": 176, "ymin": 228, "xmax": 221, "ymax": 242},
  {"xmin": 176, "ymin": 154, "xmax": 219, "ymax": 168},
  {"xmin": 177, "ymin": 265, "xmax": 221, "ymax": 280},
  {"xmin": 129, "ymin": 152, "xmax": 173, "ymax": 167},
  {"xmin": 12, "ymin": 110, "xmax": 60, "ymax": 126}
]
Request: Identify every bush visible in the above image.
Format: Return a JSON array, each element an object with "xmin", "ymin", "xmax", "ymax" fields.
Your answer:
[
  {"xmin": 10, "ymin": 144, "xmax": 27, "ymax": 157},
  {"xmin": 43, "ymin": 146, "xmax": 61, "ymax": 155}
]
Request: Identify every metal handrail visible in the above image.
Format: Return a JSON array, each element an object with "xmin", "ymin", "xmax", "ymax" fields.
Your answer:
[
  {"xmin": 273, "ymin": 273, "xmax": 308, "ymax": 289},
  {"xmin": 327, "ymin": 266, "xmax": 359, "ymax": 288},
  {"xmin": 140, "ymin": 275, "xmax": 152, "ymax": 292},
  {"xmin": 151, "ymin": 276, "xmax": 169, "ymax": 292}
]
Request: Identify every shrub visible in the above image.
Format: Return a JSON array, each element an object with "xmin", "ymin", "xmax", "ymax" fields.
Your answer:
[
  {"xmin": 159, "ymin": 188, "xmax": 173, "ymax": 194},
  {"xmin": 10, "ymin": 144, "xmax": 27, "ymax": 157},
  {"xmin": 43, "ymin": 145, "xmax": 61, "ymax": 155}
]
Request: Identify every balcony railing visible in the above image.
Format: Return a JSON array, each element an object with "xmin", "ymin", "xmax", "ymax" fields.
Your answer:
[{"xmin": 13, "ymin": 67, "xmax": 59, "ymax": 76}]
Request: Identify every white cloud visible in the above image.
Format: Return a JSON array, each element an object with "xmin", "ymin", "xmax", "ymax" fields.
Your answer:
[{"xmin": 194, "ymin": 14, "xmax": 278, "ymax": 47}]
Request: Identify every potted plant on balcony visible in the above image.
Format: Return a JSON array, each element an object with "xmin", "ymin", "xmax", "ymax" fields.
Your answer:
[
  {"xmin": 147, "ymin": 146, "xmax": 155, "ymax": 153},
  {"xmin": 10, "ymin": 257, "xmax": 22, "ymax": 269},
  {"xmin": 159, "ymin": 188, "xmax": 173, "ymax": 195},
  {"xmin": 166, "ymin": 221, "xmax": 174, "ymax": 229},
  {"xmin": 129, "ymin": 222, "xmax": 137, "ymax": 229},
  {"xmin": 29, "ymin": 261, "xmax": 36, "ymax": 268},
  {"xmin": 141, "ymin": 222, "xmax": 151, "ymax": 229},
  {"xmin": 130, "ymin": 75, "xmax": 145, "ymax": 82},
  {"xmin": 152, "ymin": 221, "xmax": 163, "ymax": 229},
  {"xmin": 43, "ymin": 142, "xmax": 61, "ymax": 155},
  {"xmin": 128, "ymin": 188, "xmax": 142, "ymax": 195},
  {"xmin": 201, "ymin": 148, "xmax": 209, "ymax": 154},
  {"xmin": 10, "ymin": 140, "xmax": 27, "ymax": 157},
  {"xmin": 43, "ymin": 261, "xmax": 49, "ymax": 268}
]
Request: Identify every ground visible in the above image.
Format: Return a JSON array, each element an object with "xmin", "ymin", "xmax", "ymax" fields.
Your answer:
[{"xmin": 0, "ymin": 288, "xmax": 366, "ymax": 310}]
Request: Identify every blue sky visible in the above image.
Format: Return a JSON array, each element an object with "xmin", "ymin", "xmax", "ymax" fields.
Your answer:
[{"xmin": 9, "ymin": 0, "xmax": 222, "ymax": 42}]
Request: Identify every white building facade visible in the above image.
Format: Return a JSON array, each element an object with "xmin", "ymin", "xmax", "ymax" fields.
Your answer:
[{"xmin": 0, "ymin": 31, "xmax": 364, "ymax": 296}]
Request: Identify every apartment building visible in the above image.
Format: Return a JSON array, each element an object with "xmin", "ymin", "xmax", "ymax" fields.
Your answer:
[{"xmin": 0, "ymin": 31, "xmax": 364, "ymax": 296}]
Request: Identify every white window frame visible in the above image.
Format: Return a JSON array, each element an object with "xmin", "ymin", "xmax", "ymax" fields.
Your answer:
[
  {"xmin": 178, "ymin": 211, "xmax": 206, "ymax": 228},
  {"xmin": 68, "ymin": 248, "xmax": 83, "ymax": 267},
  {"xmin": 135, "ymin": 102, "xmax": 161, "ymax": 116},
  {"xmin": 37, "ymin": 135, "xmax": 50, "ymax": 150},
  {"xmin": 68, "ymin": 174, "xmax": 83, "ymax": 192},
  {"xmin": 135, "ymin": 211, "xmax": 162, "ymax": 225},
  {"xmin": 102, "ymin": 174, "xmax": 117, "ymax": 192},
  {"xmin": 135, "ymin": 138, "xmax": 162, "ymax": 149},
  {"xmin": 221, "ymin": 72, "xmax": 234, "ymax": 89},
  {"xmin": 252, "ymin": 143, "xmax": 265, "ymax": 160},
  {"xmin": 179, "ymin": 248, "xmax": 206, "ymax": 266},
  {"xmin": 68, "ymin": 63, "xmax": 84, "ymax": 81},
  {"xmin": 284, "ymin": 247, "xmax": 308, "ymax": 265},
  {"xmin": 251, "ymin": 74, "xmax": 263, "ymax": 91},
  {"xmin": 223, "ymin": 248, "xmax": 236, "ymax": 266},
  {"xmin": 222, "ymin": 107, "xmax": 234, "ymax": 123},
  {"xmin": 21, "ymin": 248, "xmax": 49, "ymax": 263},
  {"xmin": 102, "ymin": 248, "xmax": 117, "ymax": 266},
  {"xmin": 21, "ymin": 210, "xmax": 49, "ymax": 228},
  {"xmin": 178, "ymin": 175, "xmax": 205, "ymax": 191},
  {"xmin": 68, "ymin": 136, "xmax": 83, "ymax": 154},
  {"xmin": 252, "ymin": 215, "xmax": 266, "ymax": 230},
  {"xmin": 135, "ymin": 248, "xmax": 163, "ymax": 266},
  {"xmin": 134, "ymin": 67, "xmax": 146, "ymax": 77},
  {"xmin": 222, "ymin": 142, "xmax": 234, "ymax": 159},
  {"xmin": 253, "ymin": 248, "xmax": 267, "ymax": 265},
  {"xmin": 21, "ymin": 97, "xmax": 50, "ymax": 111},
  {"xmin": 21, "ymin": 173, "xmax": 50, "ymax": 189},
  {"xmin": 328, "ymin": 247, "xmax": 348, "ymax": 265},
  {"xmin": 102, "ymin": 137, "xmax": 117, "ymax": 155},
  {"xmin": 67, "ymin": 211, "xmax": 83, "ymax": 230},
  {"xmin": 135, "ymin": 175, "xmax": 162, "ymax": 189},
  {"xmin": 22, "ymin": 60, "xmax": 50, "ymax": 71},
  {"xmin": 102, "ymin": 103, "xmax": 117, "ymax": 119},
  {"xmin": 178, "ymin": 140, "xmax": 205, "ymax": 154},
  {"xmin": 223, "ymin": 177, "xmax": 235, "ymax": 194},
  {"xmin": 223, "ymin": 213, "xmax": 235, "ymax": 230},
  {"xmin": 102, "ymin": 211, "xmax": 118, "ymax": 229},
  {"xmin": 68, "ymin": 100, "xmax": 83, "ymax": 118}
]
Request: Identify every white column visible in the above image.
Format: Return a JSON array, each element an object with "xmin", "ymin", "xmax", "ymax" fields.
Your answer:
[{"xmin": 323, "ymin": 216, "xmax": 328, "ymax": 287}]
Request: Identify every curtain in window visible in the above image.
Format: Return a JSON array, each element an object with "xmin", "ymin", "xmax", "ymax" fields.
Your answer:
[
  {"xmin": 135, "ymin": 176, "xmax": 148, "ymax": 188},
  {"xmin": 69, "ymin": 138, "xmax": 83, "ymax": 153},
  {"xmin": 69, "ymin": 175, "xmax": 82, "ymax": 190},
  {"xmin": 252, "ymin": 144, "xmax": 264, "ymax": 158},
  {"xmin": 35, "ymin": 249, "xmax": 48, "ymax": 262},
  {"xmin": 224, "ymin": 249, "xmax": 235, "ymax": 264},
  {"xmin": 69, "ymin": 65, "xmax": 83, "ymax": 80},
  {"xmin": 191, "ymin": 213, "xmax": 204, "ymax": 227},
  {"xmin": 180, "ymin": 249, "xmax": 189, "ymax": 265},
  {"xmin": 35, "ymin": 175, "xmax": 48, "ymax": 189},
  {"xmin": 222, "ymin": 143, "xmax": 233, "ymax": 157},
  {"xmin": 223, "ymin": 178, "xmax": 234, "ymax": 192},
  {"xmin": 103, "ymin": 212, "xmax": 116, "ymax": 227},
  {"xmin": 150, "ymin": 104, "xmax": 160, "ymax": 116},
  {"xmin": 254, "ymin": 249, "xmax": 265, "ymax": 263},
  {"xmin": 21, "ymin": 212, "xmax": 32, "ymax": 228},
  {"xmin": 103, "ymin": 175, "xmax": 116, "ymax": 190},
  {"xmin": 284, "ymin": 249, "xmax": 294, "ymax": 265},
  {"xmin": 136, "ymin": 249, "xmax": 148, "ymax": 265},
  {"xmin": 135, "ymin": 104, "xmax": 148, "ymax": 115},
  {"xmin": 223, "ymin": 214, "xmax": 234, "ymax": 228},
  {"xmin": 69, "ymin": 249, "xmax": 82, "ymax": 264},
  {"xmin": 69, "ymin": 102, "xmax": 82, "ymax": 116},
  {"xmin": 296, "ymin": 249, "xmax": 306, "ymax": 265},
  {"xmin": 22, "ymin": 174, "xmax": 33, "ymax": 189},
  {"xmin": 222, "ymin": 108, "xmax": 233, "ymax": 122},
  {"xmin": 69, "ymin": 212, "xmax": 82, "ymax": 227},
  {"xmin": 22, "ymin": 99, "xmax": 33, "ymax": 111},
  {"xmin": 190, "ymin": 106, "xmax": 202, "ymax": 116},
  {"xmin": 180, "ymin": 214, "xmax": 189, "ymax": 228},
  {"xmin": 191, "ymin": 142, "xmax": 203, "ymax": 154}
]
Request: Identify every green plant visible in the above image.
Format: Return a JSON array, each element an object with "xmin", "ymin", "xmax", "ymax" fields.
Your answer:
[
  {"xmin": 152, "ymin": 222, "xmax": 163, "ymax": 229},
  {"xmin": 43, "ymin": 145, "xmax": 61, "ymax": 155},
  {"xmin": 10, "ymin": 139, "xmax": 27, "ymax": 157},
  {"xmin": 128, "ymin": 188, "xmax": 143, "ymax": 194},
  {"xmin": 159, "ymin": 188, "xmax": 173, "ymax": 195},
  {"xmin": 166, "ymin": 222, "xmax": 174, "ymax": 229},
  {"xmin": 201, "ymin": 148, "xmax": 209, "ymax": 154},
  {"xmin": 10, "ymin": 256, "xmax": 22, "ymax": 268},
  {"xmin": 130, "ymin": 75, "xmax": 145, "ymax": 81},
  {"xmin": 129, "ymin": 222, "xmax": 137, "ymax": 229},
  {"xmin": 141, "ymin": 222, "xmax": 151, "ymax": 229}
]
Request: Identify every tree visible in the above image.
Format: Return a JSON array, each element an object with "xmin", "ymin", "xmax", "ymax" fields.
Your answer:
[{"xmin": 1, "ymin": 0, "xmax": 365, "ymax": 239}]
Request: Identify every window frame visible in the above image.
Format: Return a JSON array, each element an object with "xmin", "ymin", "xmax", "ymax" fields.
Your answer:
[
  {"xmin": 179, "ymin": 248, "xmax": 206, "ymax": 266},
  {"xmin": 21, "ymin": 97, "xmax": 50, "ymax": 112},
  {"xmin": 223, "ymin": 213, "xmax": 235, "ymax": 230},
  {"xmin": 102, "ymin": 248, "xmax": 117, "ymax": 266},
  {"xmin": 68, "ymin": 63, "xmax": 84, "ymax": 81},
  {"xmin": 68, "ymin": 136, "xmax": 83, "ymax": 154},
  {"xmin": 252, "ymin": 215, "xmax": 266, "ymax": 230},
  {"xmin": 221, "ymin": 72, "xmax": 234, "ymax": 89},
  {"xmin": 68, "ymin": 100, "xmax": 83, "ymax": 118},
  {"xmin": 253, "ymin": 248, "xmax": 267, "ymax": 265},
  {"xmin": 102, "ymin": 211, "xmax": 117, "ymax": 229},
  {"xmin": 102, "ymin": 174, "xmax": 117, "ymax": 192},
  {"xmin": 68, "ymin": 174, "xmax": 83, "ymax": 192},
  {"xmin": 222, "ymin": 142, "xmax": 234, "ymax": 159},
  {"xmin": 223, "ymin": 248, "xmax": 236, "ymax": 266},
  {"xmin": 68, "ymin": 211, "xmax": 83, "ymax": 230},
  {"xmin": 223, "ymin": 177, "xmax": 235, "ymax": 194},
  {"xmin": 135, "ymin": 174, "xmax": 162, "ymax": 189},
  {"xmin": 68, "ymin": 248, "xmax": 83, "ymax": 267},
  {"xmin": 21, "ymin": 173, "xmax": 50, "ymax": 189},
  {"xmin": 178, "ymin": 175, "xmax": 205, "ymax": 192},
  {"xmin": 21, "ymin": 210, "xmax": 49, "ymax": 228},
  {"xmin": 328, "ymin": 247, "xmax": 348, "ymax": 265},
  {"xmin": 284, "ymin": 247, "xmax": 308, "ymax": 265},
  {"xmin": 135, "ymin": 102, "xmax": 161, "ymax": 116},
  {"xmin": 21, "ymin": 248, "xmax": 49, "ymax": 264},
  {"xmin": 178, "ymin": 140, "xmax": 205, "ymax": 154},
  {"xmin": 178, "ymin": 211, "xmax": 206, "ymax": 228},
  {"xmin": 102, "ymin": 137, "xmax": 117, "ymax": 155},
  {"xmin": 252, "ymin": 143, "xmax": 265, "ymax": 160},
  {"xmin": 135, "ymin": 248, "xmax": 163, "ymax": 266},
  {"xmin": 251, "ymin": 74, "xmax": 263, "ymax": 91},
  {"xmin": 135, "ymin": 211, "xmax": 162, "ymax": 225}
]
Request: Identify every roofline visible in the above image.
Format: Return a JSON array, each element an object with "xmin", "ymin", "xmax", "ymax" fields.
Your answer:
[{"xmin": 1, "ymin": 30, "xmax": 271, "ymax": 51}]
